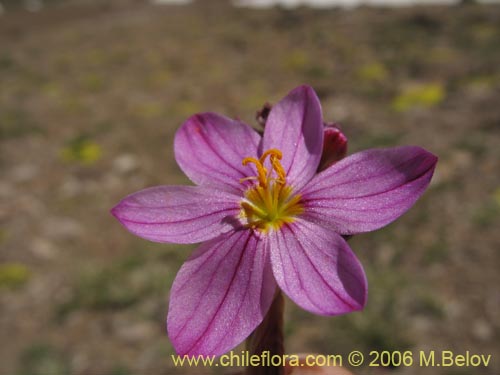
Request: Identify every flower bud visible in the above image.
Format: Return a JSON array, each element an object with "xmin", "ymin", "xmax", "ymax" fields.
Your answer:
[{"xmin": 318, "ymin": 122, "xmax": 348, "ymax": 172}]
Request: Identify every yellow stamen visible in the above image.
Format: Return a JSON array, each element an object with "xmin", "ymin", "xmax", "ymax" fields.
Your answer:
[
  {"xmin": 239, "ymin": 148, "xmax": 303, "ymax": 232},
  {"xmin": 242, "ymin": 157, "xmax": 268, "ymax": 187},
  {"xmin": 259, "ymin": 148, "xmax": 282, "ymax": 163},
  {"xmin": 270, "ymin": 157, "xmax": 286, "ymax": 183}
]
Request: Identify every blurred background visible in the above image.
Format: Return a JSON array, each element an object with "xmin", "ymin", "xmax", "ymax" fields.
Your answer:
[{"xmin": 1, "ymin": 0, "xmax": 499, "ymax": 374}]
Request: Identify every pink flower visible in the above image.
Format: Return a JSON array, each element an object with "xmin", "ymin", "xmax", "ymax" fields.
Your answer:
[{"xmin": 111, "ymin": 85, "xmax": 437, "ymax": 357}]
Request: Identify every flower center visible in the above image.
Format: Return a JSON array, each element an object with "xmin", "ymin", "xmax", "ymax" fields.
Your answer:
[{"xmin": 239, "ymin": 148, "xmax": 303, "ymax": 232}]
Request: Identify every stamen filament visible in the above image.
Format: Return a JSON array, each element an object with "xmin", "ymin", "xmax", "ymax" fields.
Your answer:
[
  {"xmin": 242, "ymin": 157, "xmax": 268, "ymax": 187},
  {"xmin": 240, "ymin": 148, "xmax": 303, "ymax": 232}
]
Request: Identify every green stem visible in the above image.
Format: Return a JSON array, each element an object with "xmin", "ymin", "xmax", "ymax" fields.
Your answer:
[{"xmin": 245, "ymin": 290, "xmax": 285, "ymax": 375}]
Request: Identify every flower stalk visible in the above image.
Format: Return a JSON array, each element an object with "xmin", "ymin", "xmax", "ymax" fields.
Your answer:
[{"xmin": 245, "ymin": 290, "xmax": 285, "ymax": 375}]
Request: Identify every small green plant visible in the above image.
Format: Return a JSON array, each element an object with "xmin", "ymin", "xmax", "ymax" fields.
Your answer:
[
  {"xmin": 0, "ymin": 110, "xmax": 41, "ymax": 140},
  {"xmin": 0, "ymin": 263, "xmax": 31, "ymax": 290},
  {"xmin": 18, "ymin": 344, "xmax": 69, "ymax": 375},
  {"xmin": 60, "ymin": 136, "xmax": 102, "ymax": 165},
  {"xmin": 357, "ymin": 62, "xmax": 388, "ymax": 82},
  {"xmin": 56, "ymin": 254, "xmax": 171, "ymax": 319},
  {"xmin": 283, "ymin": 50, "xmax": 309, "ymax": 73},
  {"xmin": 392, "ymin": 83, "xmax": 445, "ymax": 112}
]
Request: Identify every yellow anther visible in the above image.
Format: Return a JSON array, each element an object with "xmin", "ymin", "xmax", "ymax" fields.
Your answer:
[
  {"xmin": 259, "ymin": 148, "xmax": 282, "ymax": 164},
  {"xmin": 242, "ymin": 149, "xmax": 287, "ymax": 188},
  {"xmin": 242, "ymin": 157, "xmax": 268, "ymax": 187},
  {"xmin": 270, "ymin": 156, "xmax": 286, "ymax": 183}
]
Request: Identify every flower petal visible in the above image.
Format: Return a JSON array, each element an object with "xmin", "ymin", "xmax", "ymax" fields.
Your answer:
[
  {"xmin": 111, "ymin": 186, "xmax": 241, "ymax": 244},
  {"xmin": 262, "ymin": 85, "xmax": 324, "ymax": 191},
  {"xmin": 174, "ymin": 112, "xmax": 261, "ymax": 193},
  {"xmin": 269, "ymin": 220, "xmax": 367, "ymax": 315},
  {"xmin": 167, "ymin": 230, "xmax": 276, "ymax": 356},
  {"xmin": 301, "ymin": 146, "xmax": 438, "ymax": 234}
]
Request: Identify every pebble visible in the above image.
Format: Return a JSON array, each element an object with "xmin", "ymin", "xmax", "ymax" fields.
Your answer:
[
  {"xmin": 10, "ymin": 164, "xmax": 39, "ymax": 183},
  {"xmin": 472, "ymin": 319, "xmax": 493, "ymax": 341},
  {"xmin": 60, "ymin": 176, "xmax": 83, "ymax": 198},
  {"xmin": 30, "ymin": 237, "xmax": 59, "ymax": 260},
  {"xmin": 112, "ymin": 154, "xmax": 139, "ymax": 175},
  {"xmin": 43, "ymin": 217, "xmax": 83, "ymax": 240},
  {"xmin": 115, "ymin": 320, "xmax": 158, "ymax": 343}
]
